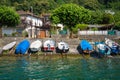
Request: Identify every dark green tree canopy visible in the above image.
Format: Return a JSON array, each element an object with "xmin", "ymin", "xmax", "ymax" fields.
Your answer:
[
  {"xmin": 50, "ymin": 3, "xmax": 91, "ymax": 31},
  {"xmin": 0, "ymin": 0, "xmax": 120, "ymax": 14},
  {"xmin": 0, "ymin": 0, "xmax": 120, "ymax": 30},
  {"xmin": 0, "ymin": 6, "xmax": 20, "ymax": 27}
]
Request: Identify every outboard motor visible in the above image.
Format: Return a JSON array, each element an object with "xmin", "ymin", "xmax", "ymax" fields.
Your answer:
[
  {"xmin": 47, "ymin": 44, "xmax": 51, "ymax": 51},
  {"xmin": 62, "ymin": 45, "xmax": 65, "ymax": 53}
]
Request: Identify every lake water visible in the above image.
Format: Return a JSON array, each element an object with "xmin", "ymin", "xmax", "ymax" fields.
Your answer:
[{"xmin": 0, "ymin": 55, "xmax": 120, "ymax": 80}]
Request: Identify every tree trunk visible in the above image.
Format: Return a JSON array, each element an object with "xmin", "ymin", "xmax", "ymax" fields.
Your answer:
[
  {"xmin": 69, "ymin": 31, "xmax": 73, "ymax": 38},
  {"xmin": 0, "ymin": 27, "xmax": 2, "ymax": 38}
]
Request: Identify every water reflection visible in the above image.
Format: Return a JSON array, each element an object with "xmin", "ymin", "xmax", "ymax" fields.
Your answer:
[{"xmin": 0, "ymin": 56, "xmax": 120, "ymax": 80}]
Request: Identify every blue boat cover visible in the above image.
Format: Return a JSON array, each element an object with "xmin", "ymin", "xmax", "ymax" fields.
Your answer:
[
  {"xmin": 111, "ymin": 46, "xmax": 119, "ymax": 54},
  {"xmin": 80, "ymin": 40, "xmax": 93, "ymax": 50},
  {"xmin": 15, "ymin": 39, "xmax": 30, "ymax": 54}
]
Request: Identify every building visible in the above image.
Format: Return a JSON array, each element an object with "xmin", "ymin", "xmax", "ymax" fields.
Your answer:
[
  {"xmin": 17, "ymin": 11, "xmax": 51, "ymax": 38},
  {"xmin": 2, "ymin": 11, "xmax": 51, "ymax": 38}
]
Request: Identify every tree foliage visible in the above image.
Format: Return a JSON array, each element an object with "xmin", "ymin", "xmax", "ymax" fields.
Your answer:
[
  {"xmin": 101, "ymin": 13, "xmax": 114, "ymax": 24},
  {"xmin": 1, "ymin": 0, "xmax": 120, "ymax": 30},
  {"xmin": 114, "ymin": 11, "xmax": 120, "ymax": 23},
  {"xmin": 50, "ymin": 3, "xmax": 91, "ymax": 31},
  {"xmin": 0, "ymin": 0, "xmax": 120, "ymax": 15},
  {"xmin": 0, "ymin": 6, "xmax": 20, "ymax": 27},
  {"xmin": 114, "ymin": 11, "xmax": 120, "ymax": 30},
  {"xmin": 89, "ymin": 10, "xmax": 103, "ymax": 24},
  {"xmin": 82, "ymin": 0, "xmax": 102, "ymax": 10},
  {"xmin": 89, "ymin": 10, "xmax": 115, "ymax": 24}
]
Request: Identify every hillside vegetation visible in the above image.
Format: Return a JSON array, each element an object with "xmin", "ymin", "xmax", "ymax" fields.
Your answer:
[
  {"xmin": 0, "ymin": 0, "xmax": 120, "ymax": 15},
  {"xmin": 1, "ymin": 0, "xmax": 120, "ymax": 30}
]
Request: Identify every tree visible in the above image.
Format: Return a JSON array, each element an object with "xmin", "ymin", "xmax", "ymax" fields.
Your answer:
[
  {"xmin": 82, "ymin": 0, "xmax": 102, "ymax": 10},
  {"xmin": 89, "ymin": 10, "xmax": 115, "ymax": 24},
  {"xmin": 30, "ymin": 0, "xmax": 50, "ymax": 15},
  {"xmin": 89, "ymin": 10, "xmax": 104, "ymax": 24},
  {"xmin": 113, "ymin": 11, "xmax": 120, "ymax": 30},
  {"xmin": 50, "ymin": 3, "xmax": 91, "ymax": 38},
  {"xmin": 114, "ymin": 21, "xmax": 120, "ymax": 30},
  {"xmin": 101, "ymin": 13, "xmax": 114, "ymax": 24},
  {"xmin": 0, "ymin": 6, "xmax": 20, "ymax": 37},
  {"xmin": 114, "ymin": 11, "xmax": 120, "ymax": 23},
  {"xmin": 109, "ymin": 1, "xmax": 120, "ymax": 10}
]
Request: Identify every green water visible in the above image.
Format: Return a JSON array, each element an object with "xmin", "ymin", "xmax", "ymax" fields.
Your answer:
[{"xmin": 0, "ymin": 56, "xmax": 120, "ymax": 80}]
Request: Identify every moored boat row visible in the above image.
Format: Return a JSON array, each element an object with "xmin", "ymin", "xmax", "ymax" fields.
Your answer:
[
  {"xmin": 1, "ymin": 39, "xmax": 70, "ymax": 54},
  {"xmin": 1, "ymin": 38, "xmax": 120, "ymax": 57}
]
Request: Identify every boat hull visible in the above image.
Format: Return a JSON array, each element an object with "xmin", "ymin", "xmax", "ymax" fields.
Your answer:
[
  {"xmin": 57, "ymin": 41, "xmax": 69, "ymax": 53},
  {"xmin": 3, "ymin": 41, "xmax": 16, "ymax": 50},
  {"xmin": 105, "ymin": 38, "xmax": 120, "ymax": 54},
  {"xmin": 15, "ymin": 40, "xmax": 30, "ymax": 54},
  {"xmin": 30, "ymin": 40, "xmax": 42, "ymax": 52},
  {"xmin": 97, "ymin": 43, "xmax": 111, "ymax": 55},
  {"xmin": 43, "ymin": 40, "xmax": 55, "ymax": 52}
]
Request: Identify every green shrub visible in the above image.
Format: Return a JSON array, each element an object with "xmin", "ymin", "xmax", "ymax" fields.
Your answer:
[
  {"xmin": 76, "ymin": 24, "xmax": 88, "ymax": 30},
  {"xmin": 22, "ymin": 30, "xmax": 28, "ymax": 37},
  {"xmin": 91, "ymin": 27, "xmax": 98, "ymax": 31},
  {"xmin": 4, "ymin": 33, "xmax": 8, "ymax": 37},
  {"xmin": 50, "ymin": 30, "xmax": 56, "ymax": 34},
  {"xmin": 72, "ymin": 24, "xmax": 88, "ymax": 34},
  {"xmin": 11, "ymin": 32, "xmax": 18, "ymax": 37}
]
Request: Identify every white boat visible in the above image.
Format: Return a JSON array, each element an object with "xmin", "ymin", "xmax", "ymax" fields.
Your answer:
[
  {"xmin": 97, "ymin": 44, "xmax": 106, "ymax": 50},
  {"xmin": 3, "ymin": 41, "xmax": 16, "ymax": 50},
  {"xmin": 97, "ymin": 43, "xmax": 111, "ymax": 55},
  {"xmin": 105, "ymin": 38, "xmax": 113, "ymax": 47},
  {"xmin": 105, "ymin": 38, "xmax": 120, "ymax": 54},
  {"xmin": 43, "ymin": 40, "xmax": 55, "ymax": 51},
  {"xmin": 57, "ymin": 41, "xmax": 69, "ymax": 52},
  {"xmin": 30, "ymin": 40, "xmax": 42, "ymax": 52}
]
